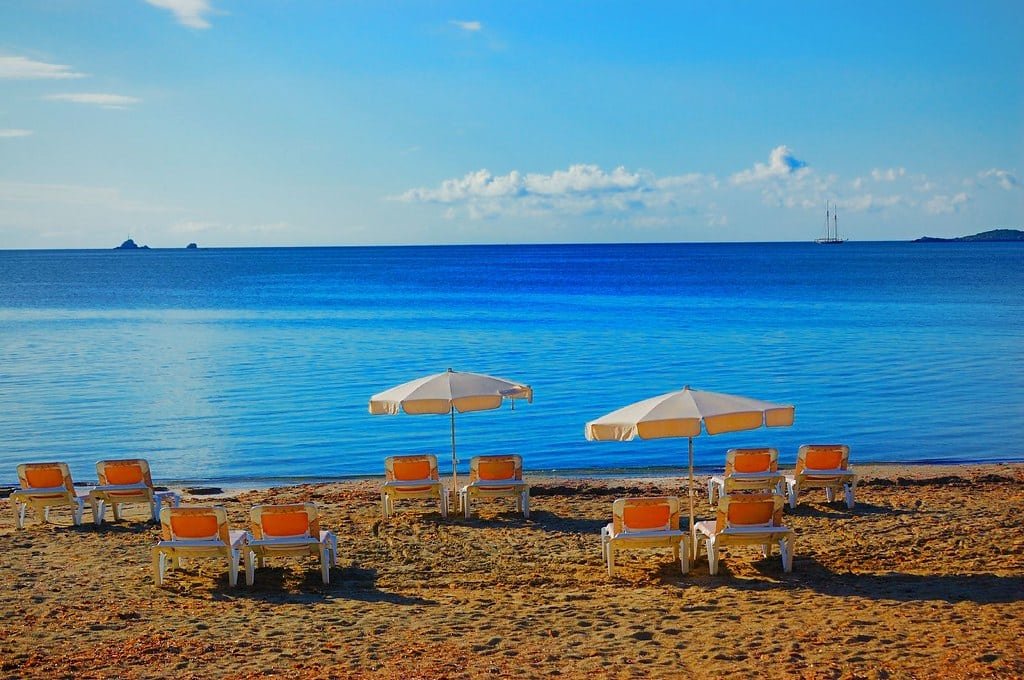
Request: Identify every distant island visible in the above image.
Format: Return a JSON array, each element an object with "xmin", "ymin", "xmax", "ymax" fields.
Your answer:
[
  {"xmin": 186, "ymin": 242, "xmax": 198, "ymax": 249},
  {"xmin": 114, "ymin": 238, "xmax": 149, "ymax": 250},
  {"xmin": 914, "ymin": 228, "xmax": 1023, "ymax": 243}
]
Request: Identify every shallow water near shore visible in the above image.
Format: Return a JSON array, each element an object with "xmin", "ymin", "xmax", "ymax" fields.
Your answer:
[{"xmin": 0, "ymin": 242, "xmax": 1021, "ymax": 484}]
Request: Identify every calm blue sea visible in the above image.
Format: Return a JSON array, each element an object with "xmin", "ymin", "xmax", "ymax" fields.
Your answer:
[{"xmin": 0, "ymin": 242, "xmax": 1021, "ymax": 485}]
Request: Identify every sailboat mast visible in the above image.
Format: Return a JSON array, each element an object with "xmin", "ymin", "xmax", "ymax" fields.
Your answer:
[{"xmin": 826, "ymin": 201, "xmax": 830, "ymax": 239}]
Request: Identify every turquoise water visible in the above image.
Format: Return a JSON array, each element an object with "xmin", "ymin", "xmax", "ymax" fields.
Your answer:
[{"xmin": 0, "ymin": 242, "xmax": 1021, "ymax": 484}]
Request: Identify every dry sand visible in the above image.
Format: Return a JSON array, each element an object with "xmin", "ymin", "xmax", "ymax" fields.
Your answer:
[{"xmin": 1, "ymin": 463, "xmax": 1022, "ymax": 679}]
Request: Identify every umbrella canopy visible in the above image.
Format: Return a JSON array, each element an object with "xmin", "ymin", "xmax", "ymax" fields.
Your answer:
[
  {"xmin": 369, "ymin": 369, "xmax": 532, "ymax": 500},
  {"xmin": 585, "ymin": 386, "xmax": 794, "ymax": 543}
]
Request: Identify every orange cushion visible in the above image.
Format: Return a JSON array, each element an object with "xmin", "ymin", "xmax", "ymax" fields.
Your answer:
[
  {"xmin": 393, "ymin": 459, "xmax": 431, "ymax": 481},
  {"xmin": 728, "ymin": 501, "xmax": 775, "ymax": 526},
  {"xmin": 623, "ymin": 504, "xmax": 671, "ymax": 530},
  {"xmin": 105, "ymin": 464, "xmax": 144, "ymax": 485},
  {"xmin": 261, "ymin": 511, "xmax": 310, "ymax": 538},
  {"xmin": 806, "ymin": 448, "xmax": 844, "ymax": 470},
  {"xmin": 733, "ymin": 452, "xmax": 772, "ymax": 473},
  {"xmin": 25, "ymin": 467, "xmax": 65, "ymax": 489},
  {"xmin": 478, "ymin": 459, "xmax": 516, "ymax": 481},
  {"xmin": 170, "ymin": 514, "xmax": 219, "ymax": 539}
]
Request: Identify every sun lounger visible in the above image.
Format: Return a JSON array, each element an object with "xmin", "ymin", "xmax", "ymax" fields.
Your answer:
[
  {"xmin": 381, "ymin": 454, "xmax": 448, "ymax": 519},
  {"xmin": 89, "ymin": 458, "xmax": 180, "ymax": 525},
  {"xmin": 694, "ymin": 493, "xmax": 794, "ymax": 575},
  {"xmin": 11, "ymin": 462, "xmax": 89, "ymax": 529},
  {"xmin": 707, "ymin": 447, "xmax": 785, "ymax": 505},
  {"xmin": 246, "ymin": 503, "xmax": 337, "ymax": 585},
  {"xmin": 784, "ymin": 444, "xmax": 857, "ymax": 509},
  {"xmin": 458, "ymin": 454, "xmax": 530, "ymax": 519},
  {"xmin": 152, "ymin": 506, "xmax": 250, "ymax": 587},
  {"xmin": 601, "ymin": 496, "xmax": 690, "ymax": 577}
]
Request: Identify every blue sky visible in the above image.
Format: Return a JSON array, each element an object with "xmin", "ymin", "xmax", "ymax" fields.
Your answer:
[{"xmin": 1, "ymin": 1, "xmax": 1021, "ymax": 247}]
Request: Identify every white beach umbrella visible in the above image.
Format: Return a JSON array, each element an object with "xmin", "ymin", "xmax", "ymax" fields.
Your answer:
[
  {"xmin": 585, "ymin": 386, "xmax": 794, "ymax": 542},
  {"xmin": 369, "ymin": 368, "xmax": 533, "ymax": 497}
]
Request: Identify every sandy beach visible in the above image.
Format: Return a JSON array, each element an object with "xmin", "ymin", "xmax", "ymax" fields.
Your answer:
[{"xmin": 1, "ymin": 463, "xmax": 1022, "ymax": 679}]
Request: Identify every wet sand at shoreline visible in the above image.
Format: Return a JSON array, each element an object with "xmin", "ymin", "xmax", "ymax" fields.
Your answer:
[{"xmin": 1, "ymin": 463, "xmax": 1022, "ymax": 679}]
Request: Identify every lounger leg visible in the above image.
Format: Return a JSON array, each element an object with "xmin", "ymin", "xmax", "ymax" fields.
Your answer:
[
  {"xmin": 522, "ymin": 492, "xmax": 529, "ymax": 519},
  {"xmin": 245, "ymin": 550, "xmax": 255, "ymax": 586},
  {"xmin": 787, "ymin": 480, "xmax": 798, "ymax": 509},
  {"xmin": 153, "ymin": 496, "xmax": 162, "ymax": 523},
  {"xmin": 72, "ymin": 499, "xmax": 84, "ymax": 526},
  {"xmin": 43, "ymin": 507, "xmax": 50, "ymax": 523},
  {"xmin": 825, "ymin": 487, "xmax": 835, "ymax": 503},
  {"xmin": 707, "ymin": 479, "xmax": 715, "ymax": 505},
  {"xmin": 708, "ymin": 540, "xmax": 720, "ymax": 576},
  {"xmin": 463, "ymin": 491, "xmax": 470, "ymax": 520},
  {"xmin": 761, "ymin": 544, "xmax": 770, "ymax": 558},
  {"xmin": 440, "ymin": 490, "xmax": 448, "ymax": 519},
  {"xmin": 153, "ymin": 550, "xmax": 165, "ymax": 585},
  {"xmin": 844, "ymin": 484, "xmax": 855, "ymax": 509},
  {"xmin": 380, "ymin": 492, "xmax": 389, "ymax": 520},
  {"xmin": 320, "ymin": 546, "xmax": 330, "ymax": 584},
  {"xmin": 607, "ymin": 545, "xmax": 615, "ymax": 577},
  {"xmin": 93, "ymin": 499, "xmax": 106, "ymax": 525},
  {"xmin": 227, "ymin": 550, "xmax": 239, "ymax": 587},
  {"xmin": 680, "ymin": 538, "xmax": 690, "ymax": 575},
  {"xmin": 16, "ymin": 502, "xmax": 27, "ymax": 530},
  {"xmin": 780, "ymin": 537, "xmax": 794, "ymax": 572}
]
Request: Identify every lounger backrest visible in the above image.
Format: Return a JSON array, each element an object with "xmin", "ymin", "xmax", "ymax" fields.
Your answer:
[
  {"xmin": 385, "ymin": 455, "xmax": 439, "ymax": 482},
  {"xmin": 96, "ymin": 458, "xmax": 153, "ymax": 487},
  {"xmin": 716, "ymin": 494, "xmax": 785, "ymax": 532},
  {"xmin": 613, "ymin": 496, "xmax": 679, "ymax": 535},
  {"xmin": 470, "ymin": 455, "xmax": 522, "ymax": 483},
  {"xmin": 724, "ymin": 447, "xmax": 778, "ymax": 476},
  {"xmin": 796, "ymin": 445, "xmax": 850, "ymax": 474},
  {"xmin": 161, "ymin": 506, "xmax": 230, "ymax": 544},
  {"xmin": 251, "ymin": 503, "xmax": 318, "ymax": 539},
  {"xmin": 17, "ymin": 462, "xmax": 74, "ymax": 492}
]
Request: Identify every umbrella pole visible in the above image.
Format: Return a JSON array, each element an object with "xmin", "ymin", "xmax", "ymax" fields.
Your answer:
[
  {"xmin": 688, "ymin": 436, "xmax": 695, "ymax": 555},
  {"xmin": 451, "ymin": 409, "xmax": 458, "ymax": 510}
]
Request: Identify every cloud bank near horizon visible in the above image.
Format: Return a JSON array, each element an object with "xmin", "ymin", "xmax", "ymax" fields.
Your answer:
[{"xmin": 397, "ymin": 146, "xmax": 1018, "ymax": 226}]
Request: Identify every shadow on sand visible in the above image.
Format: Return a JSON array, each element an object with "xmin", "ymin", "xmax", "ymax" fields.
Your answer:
[{"xmin": 681, "ymin": 554, "xmax": 1023, "ymax": 604}]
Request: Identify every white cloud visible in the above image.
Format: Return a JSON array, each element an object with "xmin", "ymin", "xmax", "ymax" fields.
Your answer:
[
  {"xmin": 924, "ymin": 192, "xmax": 970, "ymax": 215},
  {"xmin": 978, "ymin": 168, "xmax": 1019, "ymax": 191},
  {"xmin": 45, "ymin": 93, "xmax": 141, "ymax": 109},
  {"xmin": 870, "ymin": 167, "xmax": 906, "ymax": 182},
  {"xmin": 731, "ymin": 145, "xmax": 809, "ymax": 185},
  {"xmin": 0, "ymin": 129, "xmax": 33, "ymax": 138},
  {"xmin": 145, "ymin": 0, "xmax": 216, "ymax": 29},
  {"xmin": 450, "ymin": 20, "xmax": 483, "ymax": 32},
  {"xmin": 0, "ymin": 55, "xmax": 87, "ymax": 80},
  {"xmin": 397, "ymin": 164, "xmax": 719, "ymax": 220},
  {"xmin": 838, "ymin": 194, "xmax": 910, "ymax": 212}
]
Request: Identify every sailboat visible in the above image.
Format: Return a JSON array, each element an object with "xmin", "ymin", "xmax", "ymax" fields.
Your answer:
[{"xmin": 815, "ymin": 201, "xmax": 846, "ymax": 244}]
